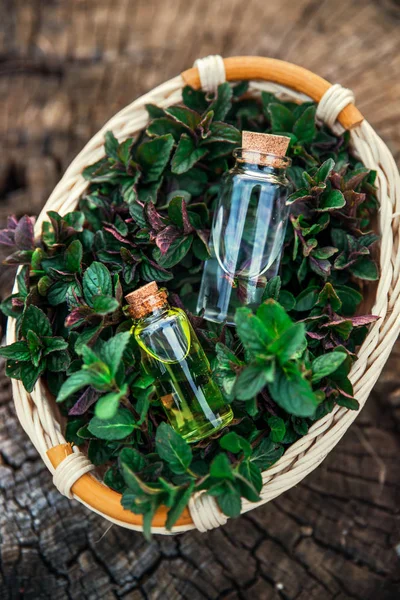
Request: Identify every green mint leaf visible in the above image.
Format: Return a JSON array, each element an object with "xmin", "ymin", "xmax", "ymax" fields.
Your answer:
[
  {"xmin": 335, "ymin": 285, "xmax": 363, "ymax": 316},
  {"xmin": 155, "ymin": 422, "xmax": 192, "ymax": 475},
  {"xmin": 293, "ymin": 105, "xmax": 316, "ymax": 142},
  {"xmin": 171, "ymin": 134, "xmax": 208, "ymax": 174},
  {"xmin": 268, "ymin": 363, "xmax": 318, "ymax": 418},
  {"xmin": 268, "ymin": 416, "xmax": 286, "ymax": 442},
  {"xmin": 219, "ymin": 431, "xmax": 252, "ymax": 458},
  {"xmin": 234, "ymin": 307, "xmax": 271, "ymax": 356},
  {"xmin": 21, "ymin": 305, "xmax": 52, "ymax": 338},
  {"xmin": 205, "ymin": 122, "xmax": 241, "ymax": 145},
  {"xmin": 46, "ymin": 351, "xmax": 71, "ymax": 372},
  {"xmin": 42, "ymin": 336, "xmax": 69, "ymax": 356},
  {"xmin": 311, "ymin": 351, "xmax": 348, "ymax": 383},
  {"xmin": 57, "ymin": 371, "xmax": 94, "ymax": 402},
  {"xmin": 295, "ymin": 286, "xmax": 320, "ymax": 311},
  {"xmin": 262, "ymin": 276, "xmax": 281, "ymax": 301},
  {"xmin": 316, "ymin": 189, "xmax": 346, "ymax": 212},
  {"xmin": 26, "ymin": 330, "xmax": 42, "ymax": 366},
  {"xmin": 266, "ymin": 322, "xmax": 306, "ymax": 364},
  {"xmin": 95, "ymin": 384, "xmax": 128, "ymax": 420},
  {"xmin": 209, "ymin": 83, "xmax": 233, "ymax": 121},
  {"xmin": 65, "ymin": 239, "xmax": 83, "ymax": 273},
  {"xmin": 210, "ymin": 453, "xmax": 234, "ymax": 480},
  {"xmin": 88, "ymin": 407, "xmax": 136, "ymax": 440},
  {"xmin": 268, "ymin": 103, "xmax": 295, "ymax": 132},
  {"xmin": 251, "ymin": 437, "xmax": 284, "ymax": 470},
  {"xmin": 136, "ymin": 134, "xmax": 174, "ymax": 183},
  {"xmin": 165, "ymin": 106, "xmax": 202, "ymax": 130},
  {"xmin": 349, "ymin": 257, "xmax": 379, "ymax": 281},
  {"xmin": 119, "ymin": 447, "xmax": 147, "ymax": 485},
  {"xmin": 166, "ymin": 482, "xmax": 195, "ymax": 531},
  {"xmin": 104, "ymin": 131, "xmax": 120, "ymax": 161},
  {"xmin": 153, "ymin": 235, "xmax": 193, "ymax": 268},
  {"xmin": 214, "ymin": 482, "xmax": 242, "ymax": 517},
  {"xmin": 234, "ymin": 470, "xmax": 261, "ymax": 502},
  {"xmin": 315, "ymin": 158, "xmax": 335, "ymax": 183},
  {"xmin": 146, "ymin": 117, "xmax": 187, "ymax": 142},
  {"xmin": 235, "ymin": 363, "xmax": 273, "ymax": 400},
  {"xmin": 92, "ymin": 295, "xmax": 119, "ymax": 315},
  {"xmin": 182, "ymin": 86, "xmax": 208, "ymax": 113},
  {"xmin": 256, "ymin": 299, "xmax": 293, "ymax": 341},
  {"xmin": 83, "ymin": 261, "xmax": 112, "ymax": 306},
  {"xmin": 0, "ymin": 341, "xmax": 30, "ymax": 361},
  {"xmin": 98, "ymin": 332, "xmax": 130, "ymax": 378},
  {"xmin": 238, "ymin": 460, "xmax": 262, "ymax": 495},
  {"xmin": 20, "ymin": 362, "xmax": 44, "ymax": 393},
  {"xmin": 336, "ymin": 395, "xmax": 360, "ymax": 410}
]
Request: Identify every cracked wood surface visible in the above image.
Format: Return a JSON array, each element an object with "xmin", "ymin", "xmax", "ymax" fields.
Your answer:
[{"xmin": 0, "ymin": 0, "xmax": 400, "ymax": 598}]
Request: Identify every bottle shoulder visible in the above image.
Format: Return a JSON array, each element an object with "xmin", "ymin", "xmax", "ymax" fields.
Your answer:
[{"xmin": 133, "ymin": 306, "xmax": 188, "ymax": 337}]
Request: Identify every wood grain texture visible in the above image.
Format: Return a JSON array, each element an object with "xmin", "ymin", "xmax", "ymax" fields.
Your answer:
[{"xmin": 0, "ymin": 0, "xmax": 399, "ymax": 598}]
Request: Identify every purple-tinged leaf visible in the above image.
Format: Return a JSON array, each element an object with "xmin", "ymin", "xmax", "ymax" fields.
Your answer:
[
  {"xmin": 306, "ymin": 330, "xmax": 326, "ymax": 340},
  {"xmin": 145, "ymin": 202, "xmax": 166, "ymax": 232},
  {"xmin": 7, "ymin": 216, "xmax": 18, "ymax": 230},
  {"xmin": 330, "ymin": 314, "xmax": 380, "ymax": 327},
  {"xmin": 69, "ymin": 387, "xmax": 100, "ymax": 416},
  {"xmin": 103, "ymin": 224, "xmax": 136, "ymax": 246},
  {"xmin": 181, "ymin": 200, "xmax": 194, "ymax": 236},
  {"xmin": 14, "ymin": 216, "xmax": 35, "ymax": 250},
  {"xmin": 65, "ymin": 305, "xmax": 94, "ymax": 328},
  {"xmin": 0, "ymin": 229, "xmax": 16, "ymax": 246},
  {"xmin": 155, "ymin": 226, "xmax": 181, "ymax": 255}
]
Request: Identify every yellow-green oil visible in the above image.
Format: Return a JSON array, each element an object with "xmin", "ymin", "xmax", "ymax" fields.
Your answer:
[{"xmin": 132, "ymin": 306, "xmax": 233, "ymax": 443}]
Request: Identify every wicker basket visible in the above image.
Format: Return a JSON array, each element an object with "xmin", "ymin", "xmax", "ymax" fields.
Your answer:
[{"xmin": 7, "ymin": 55, "xmax": 400, "ymax": 534}]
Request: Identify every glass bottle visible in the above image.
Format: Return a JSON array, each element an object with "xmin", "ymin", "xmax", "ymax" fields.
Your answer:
[
  {"xmin": 126, "ymin": 282, "xmax": 233, "ymax": 443},
  {"xmin": 197, "ymin": 147, "xmax": 292, "ymax": 325}
]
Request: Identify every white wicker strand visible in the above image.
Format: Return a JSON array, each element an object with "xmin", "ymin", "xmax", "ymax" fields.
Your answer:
[
  {"xmin": 316, "ymin": 83, "xmax": 355, "ymax": 134},
  {"xmin": 52, "ymin": 451, "xmax": 95, "ymax": 499},
  {"xmin": 188, "ymin": 492, "xmax": 228, "ymax": 532},
  {"xmin": 6, "ymin": 64, "xmax": 400, "ymax": 534},
  {"xmin": 194, "ymin": 55, "xmax": 226, "ymax": 93}
]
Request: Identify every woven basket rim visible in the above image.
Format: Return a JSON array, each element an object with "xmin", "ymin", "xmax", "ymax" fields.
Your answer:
[{"xmin": 7, "ymin": 56, "xmax": 400, "ymax": 534}]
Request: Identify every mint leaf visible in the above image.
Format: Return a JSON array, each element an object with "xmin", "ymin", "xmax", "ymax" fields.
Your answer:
[
  {"xmin": 311, "ymin": 351, "xmax": 347, "ymax": 383},
  {"xmin": 268, "ymin": 103, "xmax": 295, "ymax": 132},
  {"xmin": 98, "ymin": 332, "xmax": 130, "ymax": 377},
  {"xmin": 210, "ymin": 453, "xmax": 234, "ymax": 480},
  {"xmin": 65, "ymin": 239, "xmax": 83, "ymax": 273},
  {"xmin": 316, "ymin": 189, "xmax": 346, "ymax": 212},
  {"xmin": 83, "ymin": 262, "xmax": 112, "ymax": 306},
  {"xmin": 269, "ymin": 363, "xmax": 318, "ymax": 418},
  {"xmin": 268, "ymin": 416, "xmax": 286, "ymax": 442},
  {"xmin": 220, "ymin": 432, "xmax": 251, "ymax": 457},
  {"xmin": 166, "ymin": 482, "xmax": 195, "ymax": 530},
  {"xmin": 171, "ymin": 134, "xmax": 208, "ymax": 174},
  {"xmin": 21, "ymin": 305, "xmax": 52, "ymax": 338},
  {"xmin": 88, "ymin": 408, "xmax": 136, "ymax": 440},
  {"xmin": 293, "ymin": 105, "xmax": 316, "ymax": 142},
  {"xmin": 92, "ymin": 295, "xmax": 119, "ymax": 315},
  {"xmin": 251, "ymin": 437, "xmax": 284, "ymax": 470},
  {"xmin": 0, "ymin": 341, "xmax": 30, "ymax": 361},
  {"xmin": 57, "ymin": 371, "xmax": 94, "ymax": 402},
  {"xmin": 155, "ymin": 422, "xmax": 192, "ymax": 475},
  {"xmin": 136, "ymin": 134, "xmax": 174, "ymax": 183},
  {"xmin": 235, "ymin": 363, "xmax": 273, "ymax": 400},
  {"xmin": 95, "ymin": 384, "xmax": 128, "ymax": 420}
]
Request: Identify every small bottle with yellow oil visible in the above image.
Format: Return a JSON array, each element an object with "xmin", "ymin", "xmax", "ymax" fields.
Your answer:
[{"xmin": 125, "ymin": 282, "xmax": 233, "ymax": 443}]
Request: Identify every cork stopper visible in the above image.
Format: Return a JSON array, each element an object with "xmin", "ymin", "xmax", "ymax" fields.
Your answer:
[
  {"xmin": 241, "ymin": 131, "xmax": 290, "ymax": 167},
  {"xmin": 125, "ymin": 281, "xmax": 168, "ymax": 319}
]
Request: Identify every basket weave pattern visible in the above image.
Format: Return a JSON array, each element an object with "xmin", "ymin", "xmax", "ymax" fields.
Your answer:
[{"xmin": 7, "ymin": 56, "xmax": 400, "ymax": 534}]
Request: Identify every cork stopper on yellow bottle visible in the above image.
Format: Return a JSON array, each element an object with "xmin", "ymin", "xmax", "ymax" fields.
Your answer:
[
  {"xmin": 241, "ymin": 131, "xmax": 290, "ymax": 167},
  {"xmin": 125, "ymin": 281, "xmax": 168, "ymax": 318}
]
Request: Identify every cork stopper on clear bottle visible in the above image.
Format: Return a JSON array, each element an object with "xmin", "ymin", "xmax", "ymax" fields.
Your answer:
[
  {"xmin": 240, "ymin": 131, "xmax": 290, "ymax": 168},
  {"xmin": 125, "ymin": 282, "xmax": 168, "ymax": 319}
]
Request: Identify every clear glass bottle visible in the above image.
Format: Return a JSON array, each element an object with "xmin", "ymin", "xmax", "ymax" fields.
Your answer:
[
  {"xmin": 197, "ymin": 148, "xmax": 292, "ymax": 325},
  {"xmin": 126, "ymin": 282, "xmax": 233, "ymax": 443}
]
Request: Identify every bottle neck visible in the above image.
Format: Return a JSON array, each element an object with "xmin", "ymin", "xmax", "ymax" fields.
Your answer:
[{"xmin": 139, "ymin": 302, "xmax": 170, "ymax": 324}]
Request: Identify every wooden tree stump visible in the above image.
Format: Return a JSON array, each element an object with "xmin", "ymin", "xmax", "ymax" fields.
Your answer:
[{"xmin": 1, "ymin": 1, "xmax": 400, "ymax": 598}]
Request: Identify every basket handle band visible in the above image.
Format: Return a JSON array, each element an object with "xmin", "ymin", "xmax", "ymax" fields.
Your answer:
[
  {"xmin": 181, "ymin": 56, "xmax": 363, "ymax": 131},
  {"xmin": 47, "ymin": 443, "xmax": 193, "ymax": 528}
]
